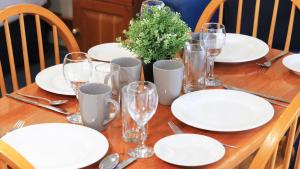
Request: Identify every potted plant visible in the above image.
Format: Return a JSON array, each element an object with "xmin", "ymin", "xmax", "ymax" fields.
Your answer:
[{"xmin": 118, "ymin": 6, "xmax": 191, "ymax": 82}]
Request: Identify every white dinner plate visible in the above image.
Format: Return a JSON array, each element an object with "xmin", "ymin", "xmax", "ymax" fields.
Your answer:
[
  {"xmin": 35, "ymin": 62, "xmax": 107, "ymax": 95},
  {"xmin": 88, "ymin": 43, "xmax": 137, "ymax": 62},
  {"xmin": 171, "ymin": 89, "xmax": 274, "ymax": 132},
  {"xmin": 215, "ymin": 33, "xmax": 269, "ymax": 63},
  {"xmin": 282, "ymin": 54, "xmax": 300, "ymax": 75},
  {"xmin": 154, "ymin": 134, "xmax": 225, "ymax": 167},
  {"xmin": 1, "ymin": 123, "xmax": 109, "ymax": 169},
  {"xmin": 35, "ymin": 64, "xmax": 75, "ymax": 95}
]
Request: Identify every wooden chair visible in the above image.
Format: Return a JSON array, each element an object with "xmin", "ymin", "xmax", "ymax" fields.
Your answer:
[
  {"xmin": 249, "ymin": 92, "xmax": 300, "ymax": 169},
  {"xmin": 0, "ymin": 4, "xmax": 80, "ymax": 96},
  {"xmin": 195, "ymin": 0, "xmax": 300, "ymax": 52},
  {"xmin": 0, "ymin": 140, "xmax": 34, "ymax": 169}
]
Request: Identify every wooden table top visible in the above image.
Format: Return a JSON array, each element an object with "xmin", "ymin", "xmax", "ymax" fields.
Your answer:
[{"xmin": 0, "ymin": 49, "xmax": 299, "ymax": 169}]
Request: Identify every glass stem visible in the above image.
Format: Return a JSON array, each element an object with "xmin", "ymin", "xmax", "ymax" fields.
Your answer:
[
  {"xmin": 75, "ymin": 88, "xmax": 80, "ymax": 113},
  {"xmin": 207, "ymin": 56, "xmax": 215, "ymax": 80},
  {"xmin": 138, "ymin": 125, "xmax": 147, "ymax": 148}
]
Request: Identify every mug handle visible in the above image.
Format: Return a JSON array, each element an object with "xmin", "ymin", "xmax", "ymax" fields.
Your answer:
[
  {"xmin": 103, "ymin": 98, "xmax": 120, "ymax": 125},
  {"xmin": 104, "ymin": 72, "xmax": 113, "ymax": 85}
]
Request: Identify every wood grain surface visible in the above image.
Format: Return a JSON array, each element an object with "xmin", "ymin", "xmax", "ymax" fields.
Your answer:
[{"xmin": 0, "ymin": 49, "xmax": 299, "ymax": 169}]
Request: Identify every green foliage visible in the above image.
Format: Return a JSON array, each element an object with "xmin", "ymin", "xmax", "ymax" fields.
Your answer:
[{"xmin": 119, "ymin": 7, "xmax": 191, "ymax": 64}]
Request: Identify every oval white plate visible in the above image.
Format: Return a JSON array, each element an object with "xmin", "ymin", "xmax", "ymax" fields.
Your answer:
[
  {"xmin": 1, "ymin": 123, "xmax": 109, "ymax": 169},
  {"xmin": 88, "ymin": 43, "xmax": 137, "ymax": 62},
  {"xmin": 282, "ymin": 54, "xmax": 300, "ymax": 75},
  {"xmin": 35, "ymin": 64, "xmax": 75, "ymax": 96},
  {"xmin": 171, "ymin": 89, "xmax": 274, "ymax": 132},
  {"xmin": 154, "ymin": 134, "xmax": 225, "ymax": 167},
  {"xmin": 216, "ymin": 33, "xmax": 269, "ymax": 63}
]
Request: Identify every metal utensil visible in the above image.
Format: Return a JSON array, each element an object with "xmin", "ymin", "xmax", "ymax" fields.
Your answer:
[
  {"xmin": 115, "ymin": 156, "xmax": 137, "ymax": 169},
  {"xmin": 256, "ymin": 51, "xmax": 288, "ymax": 68},
  {"xmin": 6, "ymin": 94, "xmax": 70, "ymax": 115},
  {"xmin": 223, "ymin": 84, "xmax": 290, "ymax": 104},
  {"xmin": 16, "ymin": 93, "xmax": 68, "ymax": 106},
  {"xmin": 10, "ymin": 120, "xmax": 25, "ymax": 131},
  {"xmin": 98, "ymin": 153, "xmax": 119, "ymax": 169},
  {"xmin": 1, "ymin": 120, "xmax": 25, "ymax": 137},
  {"xmin": 167, "ymin": 121, "xmax": 238, "ymax": 149}
]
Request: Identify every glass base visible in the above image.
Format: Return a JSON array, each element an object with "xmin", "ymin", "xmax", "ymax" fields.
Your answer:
[
  {"xmin": 128, "ymin": 145, "xmax": 154, "ymax": 158},
  {"xmin": 66, "ymin": 113, "xmax": 82, "ymax": 124},
  {"xmin": 205, "ymin": 78, "xmax": 221, "ymax": 87}
]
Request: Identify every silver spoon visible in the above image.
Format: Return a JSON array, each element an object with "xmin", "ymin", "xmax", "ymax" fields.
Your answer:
[
  {"xmin": 98, "ymin": 153, "xmax": 119, "ymax": 169},
  {"xmin": 16, "ymin": 93, "xmax": 68, "ymax": 106}
]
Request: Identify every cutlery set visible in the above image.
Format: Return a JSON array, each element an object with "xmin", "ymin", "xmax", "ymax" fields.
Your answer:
[
  {"xmin": 223, "ymin": 84, "xmax": 290, "ymax": 107},
  {"xmin": 6, "ymin": 94, "xmax": 70, "ymax": 115},
  {"xmin": 168, "ymin": 121, "xmax": 238, "ymax": 149}
]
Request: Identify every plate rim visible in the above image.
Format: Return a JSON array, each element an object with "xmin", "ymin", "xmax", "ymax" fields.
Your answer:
[
  {"xmin": 35, "ymin": 64, "xmax": 75, "ymax": 96},
  {"xmin": 282, "ymin": 54, "xmax": 300, "ymax": 74},
  {"xmin": 88, "ymin": 42, "xmax": 136, "ymax": 62},
  {"xmin": 215, "ymin": 33, "xmax": 269, "ymax": 63},
  {"xmin": 171, "ymin": 89, "xmax": 274, "ymax": 132},
  {"xmin": 1, "ymin": 123, "xmax": 109, "ymax": 169},
  {"xmin": 154, "ymin": 133, "xmax": 225, "ymax": 167}
]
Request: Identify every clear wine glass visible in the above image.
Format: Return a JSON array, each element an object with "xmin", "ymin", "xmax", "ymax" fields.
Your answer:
[
  {"xmin": 63, "ymin": 52, "xmax": 93, "ymax": 124},
  {"xmin": 126, "ymin": 81, "xmax": 158, "ymax": 158},
  {"xmin": 201, "ymin": 23, "xmax": 226, "ymax": 86},
  {"xmin": 140, "ymin": 0, "xmax": 165, "ymax": 16}
]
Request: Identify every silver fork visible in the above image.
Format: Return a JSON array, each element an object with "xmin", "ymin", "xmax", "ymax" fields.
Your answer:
[
  {"xmin": 256, "ymin": 51, "xmax": 288, "ymax": 68},
  {"xmin": 10, "ymin": 120, "xmax": 25, "ymax": 132},
  {"xmin": 168, "ymin": 121, "xmax": 238, "ymax": 149},
  {"xmin": 1, "ymin": 120, "xmax": 25, "ymax": 138}
]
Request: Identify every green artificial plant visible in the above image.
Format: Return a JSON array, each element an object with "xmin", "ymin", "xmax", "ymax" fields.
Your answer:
[{"xmin": 119, "ymin": 6, "xmax": 191, "ymax": 64}]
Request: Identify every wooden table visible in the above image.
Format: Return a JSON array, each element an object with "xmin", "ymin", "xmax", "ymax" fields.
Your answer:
[{"xmin": 0, "ymin": 49, "xmax": 299, "ymax": 168}]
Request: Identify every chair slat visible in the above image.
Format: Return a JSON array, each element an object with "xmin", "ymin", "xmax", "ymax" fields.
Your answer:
[
  {"xmin": 35, "ymin": 15, "xmax": 45, "ymax": 70},
  {"xmin": 268, "ymin": 0, "xmax": 279, "ymax": 47},
  {"xmin": 218, "ymin": 2, "xmax": 224, "ymax": 25},
  {"xmin": 0, "ymin": 161, "xmax": 8, "ymax": 169},
  {"xmin": 284, "ymin": 4, "xmax": 296, "ymax": 51},
  {"xmin": 295, "ymin": 141, "xmax": 300, "ymax": 169},
  {"xmin": 19, "ymin": 14, "xmax": 31, "ymax": 85},
  {"xmin": 236, "ymin": 0, "xmax": 243, "ymax": 33},
  {"xmin": 270, "ymin": 144, "xmax": 279, "ymax": 169},
  {"xmin": 283, "ymin": 119, "xmax": 298, "ymax": 169},
  {"xmin": 252, "ymin": 0, "xmax": 261, "ymax": 37},
  {"xmin": 52, "ymin": 25, "xmax": 60, "ymax": 64},
  {"xmin": 0, "ymin": 62, "xmax": 6, "ymax": 96},
  {"xmin": 4, "ymin": 19, "xmax": 18, "ymax": 91}
]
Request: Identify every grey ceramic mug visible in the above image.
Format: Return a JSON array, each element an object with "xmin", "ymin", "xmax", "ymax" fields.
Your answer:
[
  {"xmin": 153, "ymin": 60, "xmax": 184, "ymax": 105},
  {"xmin": 79, "ymin": 83, "xmax": 119, "ymax": 131},
  {"xmin": 111, "ymin": 57, "xmax": 142, "ymax": 89}
]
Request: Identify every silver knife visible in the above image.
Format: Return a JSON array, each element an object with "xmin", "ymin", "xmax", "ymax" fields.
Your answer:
[
  {"xmin": 115, "ymin": 157, "xmax": 137, "ymax": 169},
  {"xmin": 6, "ymin": 94, "xmax": 70, "ymax": 115},
  {"xmin": 223, "ymin": 84, "xmax": 290, "ymax": 104}
]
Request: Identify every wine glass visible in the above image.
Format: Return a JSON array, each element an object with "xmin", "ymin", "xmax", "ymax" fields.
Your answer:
[
  {"xmin": 201, "ymin": 23, "xmax": 226, "ymax": 86},
  {"xmin": 140, "ymin": 0, "xmax": 165, "ymax": 16},
  {"xmin": 126, "ymin": 81, "xmax": 158, "ymax": 158},
  {"xmin": 63, "ymin": 52, "xmax": 93, "ymax": 124}
]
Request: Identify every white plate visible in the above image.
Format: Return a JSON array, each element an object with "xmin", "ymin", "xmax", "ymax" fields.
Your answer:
[
  {"xmin": 88, "ymin": 43, "xmax": 137, "ymax": 62},
  {"xmin": 1, "ymin": 123, "xmax": 109, "ymax": 169},
  {"xmin": 35, "ymin": 62, "xmax": 106, "ymax": 95},
  {"xmin": 35, "ymin": 64, "xmax": 75, "ymax": 95},
  {"xmin": 282, "ymin": 54, "xmax": 300, "ymax": 75},
  {"xmin": 215, "ymin": 33, "xmax": 269, "ymax": 63},
  {"xmin": 171, "ymin": 89, "xmax": 274, "ymax": 132},
  {"xmin": 154, "ymin": 134, "xmax": 225, "ymax": 166}
]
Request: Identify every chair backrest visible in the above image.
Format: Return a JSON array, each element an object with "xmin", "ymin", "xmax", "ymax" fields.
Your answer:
[
  {"xmin": 0, "ymin": 140, "xmax": 34, "ymax": 169},
  {"xmin": 0, "ymin": 4, "xmax": 80, "ymax": 96},
  {"xmin": 195, "ymin": 0, "xmax": 300, "ymax": 52},
  {"xmin": 249, "ymin": 92, "xmax": 300, "ymax": 169}
]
